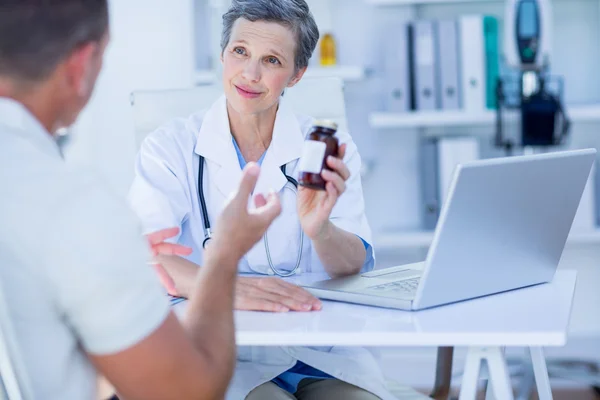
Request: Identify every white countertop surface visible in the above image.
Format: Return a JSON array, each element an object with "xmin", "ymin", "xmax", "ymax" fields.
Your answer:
[{"xmin": 174, "ymin": 270, "xmax": 576, "ymax": 347}]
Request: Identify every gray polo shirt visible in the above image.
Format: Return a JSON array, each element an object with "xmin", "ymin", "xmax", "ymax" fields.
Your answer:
[{"xmin": 0, "ymin": 97, "xmax": 170, "ymax": 399}]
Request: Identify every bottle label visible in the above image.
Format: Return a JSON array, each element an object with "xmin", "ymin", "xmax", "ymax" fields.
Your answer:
[{"xmin": 299, "ymin": 140, "xmax": 327, "ymax": 174}]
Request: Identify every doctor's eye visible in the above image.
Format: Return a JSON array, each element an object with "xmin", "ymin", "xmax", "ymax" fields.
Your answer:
[
  {"xmin": 233, "ymin": 47, "xmax": 246, "ymax": 56},
  {"xmin": 266, "ymin": 56, "xmax": 281, "ymax": 65}
]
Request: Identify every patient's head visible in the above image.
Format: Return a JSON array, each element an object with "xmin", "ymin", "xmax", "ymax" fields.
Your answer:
[
  {"xmin": 219, "ymin": 0, "xmax": 320, "ymax": 116},
  {"xmin": 0, "ymin": 0, "xmax": 110, "ymax": 131}
]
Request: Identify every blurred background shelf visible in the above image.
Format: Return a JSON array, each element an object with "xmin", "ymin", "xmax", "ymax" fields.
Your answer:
[
  {"xmin": 366, "ymin": 0, "xmax": 581, "ymax": 5},
  {"xmin": 304, "ymin": 66, "xmax": 367, "ymax": 81},
  {"xmin": 369, "ymin": 104, "xmax": 600, "ymax": 130},
  {"xmin": 374, "ymin": 229, "xmax": 600, "ymax": 250},
  {"xmin": 194, "ymin": 66, "xmax": 366, "ymax": 86}
]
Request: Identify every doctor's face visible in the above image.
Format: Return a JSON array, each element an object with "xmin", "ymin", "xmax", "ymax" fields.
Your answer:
[{"xmin": 221, "ymin": 18, "xmax": 305, "ymax": 116}]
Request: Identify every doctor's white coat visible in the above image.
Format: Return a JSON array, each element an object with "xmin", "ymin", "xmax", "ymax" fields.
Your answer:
[{"xmin": 129, "ymin": 96, "xmax": 395, "ymax": 399}]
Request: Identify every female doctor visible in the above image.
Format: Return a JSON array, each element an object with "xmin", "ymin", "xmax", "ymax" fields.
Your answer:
[{"xmin": 129, "ymin": 0, "xmax": 395, "ymax": 399}]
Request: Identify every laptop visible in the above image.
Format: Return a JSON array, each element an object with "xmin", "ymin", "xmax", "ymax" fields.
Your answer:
[{"xmin": 302, "ymin": 149, "xmax": 596, "ymax": 310}]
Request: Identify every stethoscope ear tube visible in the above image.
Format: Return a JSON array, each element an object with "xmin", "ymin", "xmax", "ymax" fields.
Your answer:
[{"xmin": 198, "ymin": 156, "xmax": 212, "ymax": 234}]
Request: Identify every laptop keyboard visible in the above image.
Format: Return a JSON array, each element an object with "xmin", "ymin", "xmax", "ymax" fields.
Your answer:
[{"xmin": 367, "ymin": 278, "xmax": 420, "ymax": 294}]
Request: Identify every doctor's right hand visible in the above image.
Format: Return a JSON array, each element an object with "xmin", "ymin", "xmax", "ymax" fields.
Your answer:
[{"xmin": 235, "ymin": 277, "xmax": 322, "ymax": 313}]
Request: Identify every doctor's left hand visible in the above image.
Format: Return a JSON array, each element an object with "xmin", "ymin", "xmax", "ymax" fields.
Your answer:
[
  {"xmin": 298, "ymin": 143, "xmax": 350, "ymax": 240},
  {"xmin": 147, "ymin": 227, "xmax": 193, "ymax": 295}
]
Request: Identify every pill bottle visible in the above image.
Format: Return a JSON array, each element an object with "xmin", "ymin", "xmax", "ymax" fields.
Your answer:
[{"xmin": 298, "ymin": 120, "xmax": 339, "ymax": 190}]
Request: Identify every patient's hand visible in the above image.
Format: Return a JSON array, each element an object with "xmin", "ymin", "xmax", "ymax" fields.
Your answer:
[{"xmin": 235, "ymin": 277, "xmax": 322, "ymax": 312}]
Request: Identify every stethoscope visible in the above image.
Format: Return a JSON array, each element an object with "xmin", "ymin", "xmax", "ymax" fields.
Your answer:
[{"xmin": 197, "ymin": 155, "xmax": 304, "ymax": 277}]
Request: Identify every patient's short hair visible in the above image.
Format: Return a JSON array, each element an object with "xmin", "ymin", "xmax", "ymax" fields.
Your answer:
[{"xmin": 0, "ymin": 0, "xmax": 109, "ymax": 82}]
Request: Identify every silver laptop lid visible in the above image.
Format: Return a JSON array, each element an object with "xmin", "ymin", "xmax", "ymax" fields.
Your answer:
[{"xmin": 413, "ymin": 149, "xmax": 596, "ymax": 310}]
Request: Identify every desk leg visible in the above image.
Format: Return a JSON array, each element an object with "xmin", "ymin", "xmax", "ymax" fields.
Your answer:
[
  {"xmin": 430, "ymin": 347, "xmax": 454, "ymax": 400},
  {"xmin": 529, "ymin": 347, "xmax": 553, "ymax": 400},
  {"xmin": 459, "ymin": 347, "xmax": 514, "ymax": 400}
]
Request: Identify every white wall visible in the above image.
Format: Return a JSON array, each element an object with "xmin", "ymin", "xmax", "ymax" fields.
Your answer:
[{"xmin": 65, "ymin": 0, "xmax": 195, "ymax": 196}]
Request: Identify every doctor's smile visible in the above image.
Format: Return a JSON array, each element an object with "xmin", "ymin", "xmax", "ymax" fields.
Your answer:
[{"xmin": 234, "ymin": 84, "xmax": 263, "ymax": 99}]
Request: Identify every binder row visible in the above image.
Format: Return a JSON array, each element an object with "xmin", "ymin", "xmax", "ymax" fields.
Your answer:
[{"xmin": 384, "ymin": 16, "xmax": 500, "ymax": 113}]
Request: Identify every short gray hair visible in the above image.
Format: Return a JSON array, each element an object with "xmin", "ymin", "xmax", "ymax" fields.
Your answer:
[{"xmin": 221, "ymin": 0, "xmax": 320, "ymax": 71}]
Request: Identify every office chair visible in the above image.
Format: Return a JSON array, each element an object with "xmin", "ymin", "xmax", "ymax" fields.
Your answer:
[
  {"xmin": 130, "ymin": 77, "xmax": 444, "ymax": 400},
  {"xmin": 130, "ymin": 77, "xmax": 349, "ymax": 150}
]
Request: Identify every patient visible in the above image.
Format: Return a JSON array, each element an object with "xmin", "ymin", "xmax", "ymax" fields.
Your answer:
[{"xmin": 0, "ymin": 1, "xmax": 280, "ymax": 399}]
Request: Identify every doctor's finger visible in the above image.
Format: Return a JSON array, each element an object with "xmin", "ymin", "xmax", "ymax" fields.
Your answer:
[
  {"xmin": 321, "ymin": 169, "xmax": 346, "ymax": 194},
  {"xmin": 257, "ymin": 277, "xmax": 315, "ymax": 303},
  {"xmin": 263, "ymin": 293, "xmax": 316, "ymax": 312},
  {"xmin": 235, "ymin": 296, "xmax": 290, "ymax": 313},
  {"xmin": 320, "ymin": 183, "xmax": 340, "ymax": 216},
  {"xmin": 147, "ymin": 227, "xmax": 181, "ymax": 245},
  {"xmin": 151, "ymin": 242, "xmax": 193, "ymax": 256},
  {"xmin": 151, "ymin": 263, "xmax": 178, "ymax": 296},
  {"xmin": 262, "ymin": 280, "xmax": 317, "ymax": 304},
  {"xmin": 326, "ymin": 155, "xmax": 350, "ymax": 182},
  {"xmin": 273, "ymin": 280, "xmax": 322, "ymax": 309},
  {"xmin": 338, "ymin": 143, "xmax": 347, "ymax": 160},
  {"xmin": 244, "ymin": 286, "xmax": 314, "ymax": 312}
]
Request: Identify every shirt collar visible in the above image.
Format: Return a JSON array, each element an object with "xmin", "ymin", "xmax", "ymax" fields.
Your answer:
[{"xmin": 0, "ymin": 97, "xmax": 62, "ymax": 159}]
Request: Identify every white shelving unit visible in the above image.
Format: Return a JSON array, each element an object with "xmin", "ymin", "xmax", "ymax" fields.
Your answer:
[
  {"xmin": 367, "ymin": 0, "xmax": 573, "ymax": 5},
  {"xmin": 367, "ymin": 0, "xmax": 494, "ymax": 5},
  {"xmin": 370, "ymin": 110, "xmax": 496, "ymax": 129},
  {"xmin": 194, "ymin": 66, "xmax": 366, "ymax": 86},
  {"xmin": 369, "ymin": 104, "xmax": 600, "ymax": 130},
  {"xmin": 304, "ymin": 66, "xmax": 367, "ymax": 81},
  {"xmin": 374, "ymin": 229, "xmax": 600, "ymax": 250}
]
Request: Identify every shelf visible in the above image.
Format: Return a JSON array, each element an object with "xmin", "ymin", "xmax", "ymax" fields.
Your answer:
[
  {"xmin": 370, "ymin": 110, "xmax": 496, "ymax": 129},
  {"xmin": 566, "ymin": 104, "xmax": 600, "ymax": 123},
  {"xmin": 366, "ymin": 0, "xmax": 578, "ymax": 5},
  {"xmin": 367, "ymin": 0, "xmax": 499, "ymax": 5},
  {"xmin": 194, "ymin": 66, "xmax": 366, "ymax": 86},
  {"xmin": 194, "ymin": 70, "xmax": 218, "ymax": 85},
  {"xmin": 303, "ymin": 66, "xmax": 366, "ymax": 81},
  {"xmin": 369, "ymin": 104, "xmax": 600, "ymax": 130},
  {"xmin": 374, "ymin": 229, "xmax": 600, "ymax": 250}
]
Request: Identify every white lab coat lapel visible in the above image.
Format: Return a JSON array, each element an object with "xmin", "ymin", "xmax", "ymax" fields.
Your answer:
[
  {"xmin": 252, "ymin": 96, "xmax": 304, "ymax": 196},
  {"xmin": 194, "ymin": 95, "xmax": 243, "ymax": 200},
  {"xmin": 245, "ymin": 97, "xmax": 305, "ymax": 274}
]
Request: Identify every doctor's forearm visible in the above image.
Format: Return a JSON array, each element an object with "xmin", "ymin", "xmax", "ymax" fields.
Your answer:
[
  {"xmin": 312, "ymin": 222, "xmax": 366, "ymax": 278},
  {"xmin": 156, "ymin": 255, "xmax": 201, "ymax": 298}
]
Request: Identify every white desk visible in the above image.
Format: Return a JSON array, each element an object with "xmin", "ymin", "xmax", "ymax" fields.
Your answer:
[{"xmin": 175, "ymin": 270, "xmax": 577, "ymax": 400}]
